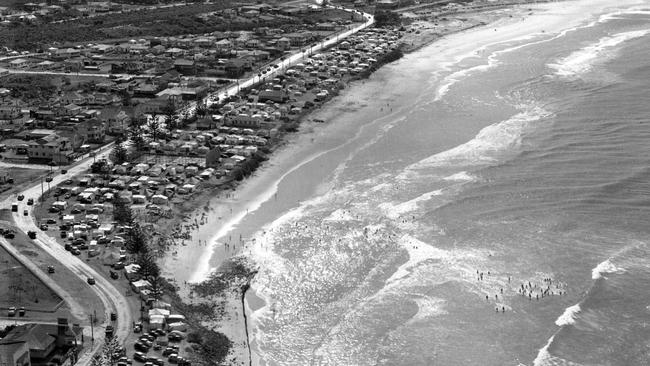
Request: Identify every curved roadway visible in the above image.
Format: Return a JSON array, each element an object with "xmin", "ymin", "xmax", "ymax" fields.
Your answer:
[{"xmin": 1, "ymin": 143, "xmax": 131, "ymax": 366}]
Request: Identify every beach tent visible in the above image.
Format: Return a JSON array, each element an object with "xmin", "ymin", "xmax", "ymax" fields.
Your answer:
[
  {"xmin": 151, "ymin": 195, "xmax": 168, "ymax": 205},
  {"xmin": 168, "ymin": 323, "xmax": 187, "ymax": 332},
  {"xmin": 149, "ymin": 314, "xmax": 165, "ymax": 329},
  {"xmin": 124, "ymin": 264, "xmax": 141, "ymax": 280},
  {"xmin": 151, "ymin": 301, "xmax": 171, "ymax": 310},
  {"xmin": 52, "ymin": 201, "xmax": 68, "ymax": 210},
  {"xmin": 167, "ymin": 314, "xmax": 186, "ymax": 325},
  {"xmin": 131, "ymin": 279, "xmax": 151, "ymax": 293},
  {"xmin": 149, "ymin": 308, "xmax": 170, "ymax": 319},
  {"xmin": 132, "ymin": 195, "xmax": 146, "ymax": 204},
  {"xmin": 62, "ymin": 215, "xmax": 75, "ymax": 224}
]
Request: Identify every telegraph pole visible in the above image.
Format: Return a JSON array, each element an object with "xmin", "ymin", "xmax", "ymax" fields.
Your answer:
[{"xmin": 90, "ymin": 313, "xmax": 94, "ymax": 345}]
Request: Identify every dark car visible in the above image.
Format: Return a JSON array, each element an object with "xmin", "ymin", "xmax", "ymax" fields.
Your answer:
[
  {"xmin": 61, "ymin": 169, "xmax": 68, "ymax": 174},
  {"xmin": 64, "ymin": 243, "xmax": 72, "ymax": 251},
  {"xmin": 87, "ymin": 277, "xmax": 95, "ymax": 285},
  {"xmin": 40, "ymin": 224, "xmax": 48, "ymax": 231},
  {"xmin": 162, "ymin": 348, "xmax": 175, "ymax": 357},
  {"xmin": 71, "ymin": 248, "xmax": 81, "ymax": 255},
  {"xmin": 47, "ymin": 266, "xmax": 55, "ymax": 273},
  {"xmin": 134, "ymin": 342, "xmax": 150, "ymax": 352},
  {"xmin": 110, "ymin": 312, "xmax": 117, "ymax": 321},
  {"xmin": 167, "ymin": 333, "xmax": 182, "ymax": 342},
  {"xmin": 23, "ymin": 210, "xmax": 28, "ymax": 216},
  {"xmin": 46, "ymin": 218, "xmax": 57, "ymax": 224},
  {"xmin": 110, "ymin": 270, "xmax": 119, "ymax": 280},
  {"xmin": 17, "ymin": 195, "xmax": 24, "ymax": 201},
  {"xmin": 27, "ymin": 198, "xmax": 34, "ymax": 205},
  {"xmin": 134, "ymin": 352, "xmax": 147, "ymax": 362}
]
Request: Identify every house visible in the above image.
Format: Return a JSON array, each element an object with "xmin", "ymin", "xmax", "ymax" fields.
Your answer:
[
  {"xmin": 101, "ymin": 109, "xmax": 131, "ymax": 135},
  {"xmin": 78, "ymin": 119, "xmax": 106, "ymax": 143},
  {"xmin": 224, "ymin": 58, "xmax": 252, "ymax": 78},
  {"xmin": 173, "ymin": 59, "xmax": 196, "ymax": 75},
  {"xmin": 258, "ymin": 89, "xmax": 288, "ymax": 103},
  {"xmin": 225, "ymin": 114, "xmax": 262, "ymax": 129},
  {"xmin": 0, "ymin": 319, "xmax": 83, "ymax": 366},
  {"xmin": 27, "ymin": 133, "xmax": 73, "ymax": 163},
  {"xmin": 276, "ymin": 37, "xmax": 291, "ymax": 50},
  {"xmin": 215, "ymin": 39, "xmax": 232, "ymax": 52},
  {"xmin": 285, "ymin": 32, "xmax": 313, "ymax": 47},
  {"xmin": 0, "ymin": 342, "xmax": 30, "ymax": 366}
]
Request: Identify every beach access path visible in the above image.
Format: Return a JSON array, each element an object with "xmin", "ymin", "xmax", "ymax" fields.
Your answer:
[{"xmin": 0, "ymin": 142, "xmax": 133, "ymax": 366}]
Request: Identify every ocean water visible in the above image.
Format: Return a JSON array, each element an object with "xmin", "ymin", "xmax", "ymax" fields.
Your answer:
[{"xmin": 244, "ymin": 4, "xmax": 650, "ymax": 366}]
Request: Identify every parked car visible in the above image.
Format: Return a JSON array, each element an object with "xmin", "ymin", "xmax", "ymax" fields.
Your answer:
[
  {"xmin": 46, "ymin": 218, "xmax": 57, "ymax": 224},
  {"xmin": 110, "ymin": 270, "xmax": 119, "ymax": 280},
  {"xmin": 7, "ymin": 306, "xmax": 16, "ymax": 317},
  {"xmin": 27, "ymin": 198, "xmax": 34, "ymax": 205},
  {"xmin": 47, "ymin": 265, "xmax": 55, "ymax": 273},
  {"xmin": 61, "ymin": 169, "xmax": 68, "ymax": 174},
  {"xmin": 40, "ymin": 224, "xmax": 48, "ymax": 231},
  {"xmin": 27, "ymin": 231, "xmax": 36, "ymax": 239},
  {"xmin": 18, "ymin": 307, "xmax": 25, "ymax": 317},
  {"xmin": 110, "ymin": 312, "xmax": 117, "ymax": 321},
  {"xmin": 71, "ymin": 248, "xmax": 81, "ymax": 255},
  {"xmin": 17, "ymin": 195, "xmax": 24, "ymax": 201},
  {"xmin": 87, "ymin": 277, "xmax": 95, "ymax": 285},
  {"xmin": 23, "ymin": 210, "xmax": 28, "ymax": 216},
  {"xmin": 134, "ymin": 342, "xmax": 150, "ymax": 352},
  {"xmin": 134, "ymin": 352, "xmax": 147, "ymax": 362}
]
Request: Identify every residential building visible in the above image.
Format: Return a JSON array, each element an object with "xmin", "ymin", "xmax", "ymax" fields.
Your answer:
[
  {"xmin": 27, "ymin": 133, "xmax": 73, "ymax": 163},
  {"xmin": 0, "ymin": 342, "xmax": 30, "ymax": 366},
  {"xmin": 0, "ymin": 319, "xmax": 83, "ymax": 366}
]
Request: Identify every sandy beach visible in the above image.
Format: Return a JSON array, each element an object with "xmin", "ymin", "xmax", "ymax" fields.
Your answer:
[{"xmin": 158, "ymin": 0, "xmax": 646, "ymax": 364}]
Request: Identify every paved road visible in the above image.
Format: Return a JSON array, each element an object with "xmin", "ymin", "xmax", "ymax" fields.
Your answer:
[{"xmin": 1, "ymin": 143, "xmax": 132, "ymax": 366}]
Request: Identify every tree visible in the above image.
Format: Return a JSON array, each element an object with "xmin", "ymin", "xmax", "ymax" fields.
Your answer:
[
  {"xmin": 113, "ymin": 193, "xmax": 133, "ymax": 225},
  {"xmin": 125, "ymin": 223, "xmax": 148, "ymax": 254},
  {"xmin": 136, "ymin": 251, "xmax": 162, "ymax": 300},
  {"xmin": 161, "ymin": 99, "xmax": 177, "ymax": 129},
  {"xmin": 112, "ymin": 137, "xmax": 128, "ymax": 164},
  {"xmin": 129, "ymin": 123, "xmax": 146, "ymax": 151}
]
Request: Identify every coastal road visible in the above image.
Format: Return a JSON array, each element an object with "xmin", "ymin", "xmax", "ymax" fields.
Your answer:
[
  {"xmin": 1, "ymin": 143, "xmax": 132, "ymax": 366},
  {"xmin": 174, "ymin": 6, "xmax": 374, "ymax": 118},
  {"xmin": 204, "ymin": 7, "xmax": 374, "ymax": 107}
]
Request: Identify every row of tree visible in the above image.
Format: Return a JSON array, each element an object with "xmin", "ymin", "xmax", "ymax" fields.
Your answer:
[{"xmin": 113, "ymin": 192, "xmax": 163, "ymax": 300}]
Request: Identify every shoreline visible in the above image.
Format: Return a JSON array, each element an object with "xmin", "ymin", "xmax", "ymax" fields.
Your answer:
[{"xmin": 158, "ymin": 0, "xmax": 641, "ymax": 364}]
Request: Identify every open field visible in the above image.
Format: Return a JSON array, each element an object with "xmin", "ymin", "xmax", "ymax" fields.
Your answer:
[{"xmin": 0, "ymin": 242, "xmax": 62, "ymax": 313}]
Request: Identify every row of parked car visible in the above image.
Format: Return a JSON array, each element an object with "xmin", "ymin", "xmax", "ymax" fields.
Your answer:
[{"xmin": 133, "ymin": 329, "xmax": 190, "ymax": 366}]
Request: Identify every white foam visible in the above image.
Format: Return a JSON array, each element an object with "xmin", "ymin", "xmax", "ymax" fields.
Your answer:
[
  {"xmin": 591, "ymin": 259, "xmax": 625, "ymax": 280},
  {"xmin": 323, "ymin": 208, "xmax": 356, "ymax": 222},
  {"xmin": 532, "ymin": 335, "xmax": 556, "ymax": 366},
  {"xmin": 408, "ymin": 296, "xmax": 447, "ymax": 323},
  {"xmin": 549, "ymin": 29, "xmax": 650, "ymax": 78},
  {"xmin": 406, "ymin": 106, "xmax": 550, "ymax": 170},
  {"xmin": 386, "ymin": 235, "xmax": 453, "ymax": 285},
  {"xmin": 443, "ymin": 171, "xmax": 475, "ymax": 182},
  {"xmin": 378, "ymin": 189, "xmax": 443, "ymax": 219},
  {"xmin": 555, "ymin": 304, "xmax": 581, "ymax": 326}
]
